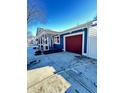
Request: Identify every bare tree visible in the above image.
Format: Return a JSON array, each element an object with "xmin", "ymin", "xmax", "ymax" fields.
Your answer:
[{"xmin": 27, "ymin": 0, "xmax": 45, "ymax": 24}]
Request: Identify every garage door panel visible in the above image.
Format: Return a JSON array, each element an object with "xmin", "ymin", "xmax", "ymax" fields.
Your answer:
[{"xmin": 65, "ymin": 34, "xmax": 82, "ymax": 54}]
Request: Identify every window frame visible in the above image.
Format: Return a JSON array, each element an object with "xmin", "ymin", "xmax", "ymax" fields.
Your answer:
[{"xmin": 54, "ymin": 35, "xmax": 60, "ymax": 44}]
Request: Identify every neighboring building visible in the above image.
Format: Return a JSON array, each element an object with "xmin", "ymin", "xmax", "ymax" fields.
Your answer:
[
  {"xmin": 36, "ymin": 20, "xmax": 97, "ymax": 59},
  {"xmin": 27, "ymin": 36, "xmax": 36, "ymax": 46},
  {"xmin": 27, "ymin": 31, "xmax": 37, "ymax": 46}
]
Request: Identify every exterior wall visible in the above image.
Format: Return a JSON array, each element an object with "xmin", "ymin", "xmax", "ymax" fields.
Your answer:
[
  {"xmin": 37, "ymin": 33, "xmax": 49, "ymax": 51},
  {"xmin": 86, "ymin": 26, "xmax": 97, "ymax": 59},
  {"xmin": 38, "ymin": 34, "xmax": 55, "ymax": 51},
  {"xmin": 54, "ymin": 28, "xmax": 88, "ymax": 54},
  {"xmin": 54, "ymin": 25, "xmax": 97, "ymax": 59},
  {"xmin": 36, "ymin": 28, "xmax": 57, "ymax": 51},
  {"xmin": 54, "ymin": 35, "xmax": 64, "ymax": 49}
]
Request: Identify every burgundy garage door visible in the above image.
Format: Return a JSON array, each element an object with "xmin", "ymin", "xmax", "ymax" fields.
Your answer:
[{"xmin": 65, "ymin": 34, "xmax": 82, "ymax": 54}]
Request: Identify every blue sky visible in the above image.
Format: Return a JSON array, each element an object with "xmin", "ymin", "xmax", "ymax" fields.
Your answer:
[{"xmin": 28, "ymin": 0, "xmax": 97, "ymax": 36}]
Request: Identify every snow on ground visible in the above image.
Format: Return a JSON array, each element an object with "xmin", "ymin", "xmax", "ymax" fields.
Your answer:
[
  {"xmin": 27, "ymin": 47, "xmax": 97, "ymax": 93},
  {"xmin": 27, "ymin": 46, "xmax": 37, "ymax": 65}
]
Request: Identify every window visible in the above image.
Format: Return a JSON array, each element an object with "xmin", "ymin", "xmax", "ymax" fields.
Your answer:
[
  {"xmin": 45, "ymin": 39, "xmax": 47, "ymax": 44},
  {"xmin": 54, "ymin": 35, "xmax": 60, "ymax": 44},
  {"xmin": 46, "ymin": 46, "xmax": 48, "ymax": 50},
  {"xmin": 38, "ymin": 39, "xmax": 40, "ymax": 44},
  {"xmin": 41, "ymin": 37, "xmax": 42, "ymax": 44}
]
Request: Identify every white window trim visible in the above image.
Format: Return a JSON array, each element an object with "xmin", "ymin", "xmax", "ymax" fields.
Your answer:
[
  {"xmin": 54, "ymin": 35, "xmax": 60, "ymax": 44},
  {"xmin": 63, "ymin": 32, "xmax": 86, "ymax": 55}
]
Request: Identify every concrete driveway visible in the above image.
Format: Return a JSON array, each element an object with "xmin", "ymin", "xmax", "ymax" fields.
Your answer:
[{"xmin": 27, "ymin": 51, "xmax": 97, "ymax": 93}]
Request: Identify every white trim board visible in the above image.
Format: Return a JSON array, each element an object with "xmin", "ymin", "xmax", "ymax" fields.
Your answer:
[{"xmin": 63, "ymin": 31, "xmax": 86, "ymax": 55}]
